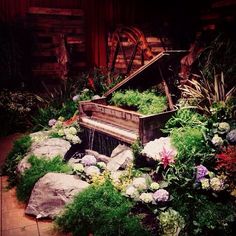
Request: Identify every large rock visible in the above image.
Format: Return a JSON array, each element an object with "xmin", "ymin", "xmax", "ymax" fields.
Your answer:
[
  {"xmin": 30, "ymin": 138, "xmax": 71, "ymax": 158},
  {"xmin": 85, "ymin": 149, "xmax": 110, "ymax": 163},
  {"xmin": 17, "ymin": 138, "xmax": 71, "ymax": 175},
  {"xmin": 25, "ymin": 173, "xmax": 89, "ymax": 219},
  {"xmin": 107, "ymin": 144, "xmax": 134, "ymax": 171},
  {"xmin": 141, "ymin": 137, "xmax": 177, "ymax": 161}
]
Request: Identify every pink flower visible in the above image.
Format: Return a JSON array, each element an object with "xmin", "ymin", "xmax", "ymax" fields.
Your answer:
[
  {"xmin": 160, "ymin": 146, "xmax": 175, "ymax": 169},
  {"xmin": 153, "ymin": 189, "xmax": 169, "ymax": 202},
  {"xmin": 48, "ymin": 119, "xmax": 57, "ymax": 126}
]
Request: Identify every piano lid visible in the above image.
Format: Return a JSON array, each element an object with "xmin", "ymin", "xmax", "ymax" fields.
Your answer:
[{"xmin": 104, "ymin": 50, "xmax": 188, "ymax": 98}]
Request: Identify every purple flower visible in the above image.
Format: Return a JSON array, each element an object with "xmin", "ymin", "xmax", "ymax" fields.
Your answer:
[
  {"xmin": 153, "ymin": 189, "xmax": 169, "ymax": 202},
  {"xmin": 81, "ymin": 155, "xmax": 97, "ymax": 166},
  {"xmin": 48, "ymin": 119, "xmax": 57, "ymax": 127},
  {"xmin": 72, "ymin": 95, "xmax": 80, "ymax": 102},
  {"xmin": 196, "ymin": 164, "xmax": 208, "ymax": 182}
]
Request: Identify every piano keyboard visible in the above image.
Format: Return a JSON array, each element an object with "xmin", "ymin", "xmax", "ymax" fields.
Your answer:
[{"xmin": 80, "ymin": 117, "xmax": 138, "ymax": 144}]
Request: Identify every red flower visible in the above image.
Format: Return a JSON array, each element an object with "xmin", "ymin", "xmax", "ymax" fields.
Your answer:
[
  {"xmin": 216, "ymin": 146, "xmax": 236, "ymax": 174},
  {"xmin": 88, "ymin": 77, "xmax": 95, "ymax": 91}
]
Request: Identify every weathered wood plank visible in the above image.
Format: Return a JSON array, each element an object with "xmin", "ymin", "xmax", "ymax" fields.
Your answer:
[{"xmin": 28, "ymin": 7, "xmax": 84, "ymax": 16}]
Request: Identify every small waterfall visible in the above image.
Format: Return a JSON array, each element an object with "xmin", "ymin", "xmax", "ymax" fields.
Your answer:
[
  {"xmin": 88, "ymin": 128, "xmax": 95, "ymax": 150},
  {"xmin": 83, "ymin": 127, "xmax": 127, "ymax": 156}
]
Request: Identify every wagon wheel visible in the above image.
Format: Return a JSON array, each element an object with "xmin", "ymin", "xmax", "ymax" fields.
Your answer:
[{"xmin": 108, "ymin": 26, "xmax": 154, "ymax": 77}]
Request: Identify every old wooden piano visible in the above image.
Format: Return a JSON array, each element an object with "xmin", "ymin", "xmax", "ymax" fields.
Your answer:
[{"xmin": 79, "ymin": 50, "xmax": 187, "ymax": 155}]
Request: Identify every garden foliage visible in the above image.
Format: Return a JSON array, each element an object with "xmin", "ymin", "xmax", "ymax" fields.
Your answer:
[
  {"xmin": 2, "ymin": 135, "xmax": 32, "ymax": 187},
  {"xmin": 55, "ymin": 180, "xmax": 149, "ymax": 236}
]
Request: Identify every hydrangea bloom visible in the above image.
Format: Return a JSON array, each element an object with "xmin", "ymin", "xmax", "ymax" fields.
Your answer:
[
  {"xmin": 72, "ymin": 95, "xmax": 80, "ymax": 102},
  {"xmin": 218, "ymin": 122, "xmax": 230, "ymax": 133},
  {"xmin": 69, "ymin": 127, "xmax": 77, "ymax": 135},
  {"xmin": 85, "ymin": 166, "xmax": 100, "ymax": 176},
  {"xmin": 200, "ymin": 178, "xmax": 210, "ymax": 190},
  {"xmin": 139, "ymin": 193, "xmax": 153, "ymax": 203},
  {"xmin": 210, "ymin": 177, "xmax": 223, "ymax": 191},
  {"xmin": 57, "ymin": 129, "xmax": 64, "ymax": 136},
  {"xmin": 48, "ymin": 119, "xmax": 57, "ymax": 127},
  {"xmin": 132, "ymin": 177, "xmax": 148, "ymax": 191},
  {"xmin": 65, "ymin": 133, "xmax": 74, "ymax": 142},
  {"xmin": 211, "ymin": 134, "xmax": 224, "ymax": 146},
  {"xmin": 153, "ymin": 189, "xmax": 169, "ymax": 202},
  {"xmin": 71, "ymin": 135, "xmax": 81, "ymax": 144},
  {"xmin": 150, "ymin": 182, "xmax": 160, "ymax": 190},
  {"xmin": 125, "ymin": 186, "xmax": 139, "ymax": 199},
  {"xmin": 73, "ymin": 163, "xmax": 84, "ymax": 172},
  {"xmin": 196, "ymin": 164, "xmax": 208, "ymax": 182},
  {"xmin": 81, "ymin": 155, "xmax": 97, "ymax": 166}
]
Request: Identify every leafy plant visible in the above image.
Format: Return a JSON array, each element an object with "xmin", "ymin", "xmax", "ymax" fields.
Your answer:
[
  {"xmin": 180, "ymin": 74, "xmax": 236, "ymax": 115},
  {"xmin": 55, "ymin": 180, "xmax": 149, "ymax": 236},
  {"xmin": 16, "ymin": 155, "xmax": 71, "ymax": 202},
  {"xmin": 110, "ymin": 90, "xmax": 167, "ymax": 115},
  {"xmin": 171, "ymin": 191, "xmax": 236, "ymax": 235},
  {"xmin": 0, "ymin": 89, "xmax": 44, "ymax": 136},
  {"xmin": 164, "ymin": 108, "xmax": 207, "ymax": 133},
  {"xmin": 170, "ymin": 127, "xmax": 209, "ymax": 161},
  {"xmin": 2, "ymin": 135, "xmax": 32, "ymax": 187}
]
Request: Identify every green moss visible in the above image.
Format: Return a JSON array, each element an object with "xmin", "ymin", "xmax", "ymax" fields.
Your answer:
[
  {"xmin": 55, "ymin": 180, "xmax": 149, "ymax": 236},
  {"xmin": 16, "ymin": 155, "xmax": 71, "ymax": 202},
  {"xmin": 2, "ymin": 135, "xmax": 32, "ymax": 187}
]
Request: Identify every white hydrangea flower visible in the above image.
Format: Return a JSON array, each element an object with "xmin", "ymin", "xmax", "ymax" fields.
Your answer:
[
  {"xmin": 53, "ymin": 121, "xmax": 63, "ymax": 129},
  {"xmin": 57, "ymin": 129, "xmax": 64, "ymax": 136},
  {"xmin": 65, "ymin": 133, "xmax": 74, "ymax": 141},
  {"xmin": 69, "ymin": 127, "xmax": 77, "ymax": 135},
  {"xmin": 200, "ymin": 178, "xmax": 210, "ymax": 190},
  {"xmin": 211, "ymin": 134, "xmax": 224, "ymax": 146},
  {"xmin": 64, "ymin": 128, "xmax": 71, "ymax": 136},
  {"xmin": 125, "ymin": 186, "xmax": 139, "ymax": 199},
  {"xmin": 85, "ymin": 166, "xmax": 100, "ymax": 176},
  {"xmin": 73, "ymin": 163, "xmax": 84, "ymax": 172},
  {"xmin": 139, "ymin": 193, "xmax": 153, "ymax": 203},
  {"xmin": 150, "ymin": 182, "xmax": 160, "ymax": 191},
  {"xmin": 132, "ymin": 177, "xmax": 148, "ymax": 191},
  {"xmin": 218, "ymin": 122, "xmax": 230, "ymax": 133},
  {"xmin": 210, "ymin": 177, "xmax": 223, "ymax": 191},
  {"xmin": 71, "ymin": 135, "xmax": 81, "ymax": 144}
]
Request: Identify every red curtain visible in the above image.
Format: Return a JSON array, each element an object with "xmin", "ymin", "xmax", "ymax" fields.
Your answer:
[{"xmin": 84, "ymin": 0, "xmax": 136, "ymax": 67}]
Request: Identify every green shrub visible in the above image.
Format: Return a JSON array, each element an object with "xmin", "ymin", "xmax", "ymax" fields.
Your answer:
[
  {"xmin": 2, "ymin": 135, "xmax": 32, "ymax": 187},
  {"xmin": 172, "ymin": 191, "xmax": 236, "ymax": 235},
  {"xmin": 170, "ymin": 127, "xmax": 209, "ymax": 161},
  {"xmin": 110, "ymin": 90, "xmax": 167, "ymax": 115},
  {"xmin": 16, "ymin": 155, "xmax": 71, "ymax": 202},
  {"xmin": 164, "ymin": 108, "xmax": 207, "ymax": 133},
  {"xmin": 55, "ymin": 180, "xmax": 149, "ymax": 236}
]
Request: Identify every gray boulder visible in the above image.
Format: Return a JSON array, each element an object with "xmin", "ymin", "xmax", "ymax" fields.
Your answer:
[
  {"xmin": 25, "ymin": 173, "xmax": 89, "ymax": 219},
  {"xmin": 30, "ymin": 138, "xmax": 71, "ymax": 158},
  {"xmin": 107, "ymin": 144, "xmax": 134, "ymax": 171},
  {"xmin": 85, "ymin": 149, "xmax": 110, "ymax": 163},
  {"xmin": 17, "ymin": 138, "xmax": 71, "ymax": 175}
]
